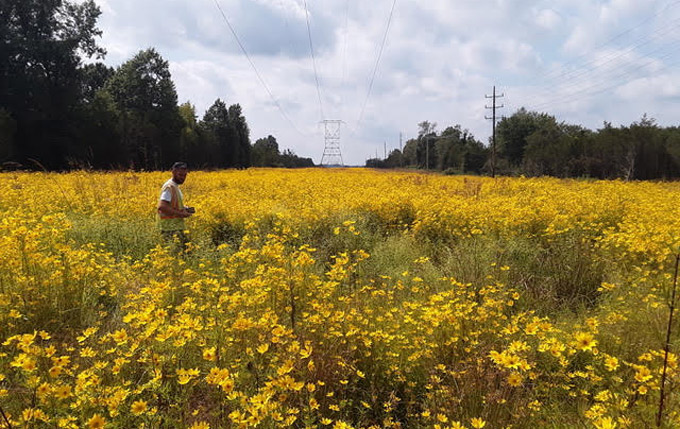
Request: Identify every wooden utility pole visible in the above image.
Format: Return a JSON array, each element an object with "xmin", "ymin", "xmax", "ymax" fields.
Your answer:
[{"xmin": 485, "ymin": 86, "xmax": 504, "ymax": 178}]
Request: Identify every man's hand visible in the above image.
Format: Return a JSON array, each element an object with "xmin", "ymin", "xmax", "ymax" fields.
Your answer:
[{"xmin": 158, "ymin": 200, "xmax": 192, "ymax": 218}]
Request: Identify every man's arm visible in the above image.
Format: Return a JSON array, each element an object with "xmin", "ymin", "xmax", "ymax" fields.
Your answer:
[{"xmin": 158, "ymin": 200, "xmax": 192, "ymax": 218}]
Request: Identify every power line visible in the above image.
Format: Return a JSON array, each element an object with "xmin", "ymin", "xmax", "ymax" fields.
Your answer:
[
  {"xmin": 212, "ymin": 0, "xmax": 305, "ymax": 135},
  {"xmin": 339, "ymin": 0, "xmax": 350, "ymax": 117},
  {"xmin": 526, "ymin": 42, "xmax": 680, "ymax": 111},
  {"xmin": 303, "ymin": 0, "xmax": 325, "ymax": 121},
  {"xmin": 528, "ymin": 34, "xmax": 678, "ymax": 106},
  {"xmin": 522, "ymin": 16, "xmax": 680, "ymax": 108},
  {"xmin": 356, "ymin": 0, "xmax": 398, "ymax": 129},
  {"xmin": 529, "ymin": 49, "xmax": 680, "ymax": 111},
  {"xmin": 564, "ymin": 18, "xmax": 679, "ymax": 81},
  {"xmin": 534, "ymin": 0, "xmax": 680, "ymax": 86}
]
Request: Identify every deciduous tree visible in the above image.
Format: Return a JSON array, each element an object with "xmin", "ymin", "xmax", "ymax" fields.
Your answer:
[
  {"xmin": 105, "ymin": 48, "xmax": 182, "ymax": 169},
  {"xmin": 0, "ymin": 0, "xmax": 105, "ymax": 168}
]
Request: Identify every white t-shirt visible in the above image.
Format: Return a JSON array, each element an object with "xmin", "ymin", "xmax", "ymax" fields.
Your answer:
[{"xmin": 160, "ymin": 179, "xmax": 184, "ymax": 204}]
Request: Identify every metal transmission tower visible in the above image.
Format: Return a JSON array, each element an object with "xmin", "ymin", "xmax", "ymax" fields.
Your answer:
[
  {"xmin": 320, "ymin": 120, "xmax": 345, "ymax": 166},
  {"xmin": 485, "ymin": 86, "xmax": 504, "ymax": 178}
]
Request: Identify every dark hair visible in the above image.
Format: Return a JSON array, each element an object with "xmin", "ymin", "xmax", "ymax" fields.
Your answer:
[{"xmin": 171, "ymin": 161, "xmax": 188, "ymax": 169}]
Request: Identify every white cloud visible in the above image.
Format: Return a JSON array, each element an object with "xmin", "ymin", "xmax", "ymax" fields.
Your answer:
[
  {"xmin": 91, "ymin": 0, "xmax": 680, "ymax": 164},
  {"xmin": 616, "ymin": 74, "xmax": 680, "ymax": 100},
  {"xmin": 600, "ymin": 0, "xmax": 654, "ymax": 25},
  {"xmin": 535, "ymin": 8, "xmax": 562, "ymax": 30}
]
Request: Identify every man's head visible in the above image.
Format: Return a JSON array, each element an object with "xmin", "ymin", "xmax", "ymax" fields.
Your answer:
[{"xmin": 171, "ymin": 161, "xmax": 188, "ymax": 184}]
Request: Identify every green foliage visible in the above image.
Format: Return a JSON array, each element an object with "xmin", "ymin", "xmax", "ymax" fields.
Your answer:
[
  {"xmin": 105, "ymin": 48, "xmax": 183, "ymax": 170},
  {"xmin": 0, "ymin": 1, "xmax": 266, "ymax": 172},
  {"xmin": 0, "ymin": 0, "xmax": 104, "ymax": 169},
  {"xmin": 252, "ymin": 135, "xmax": 280, "ymax": 167},
  {"xmin": 229, "ymin": 104, "xmax": 251, "ymax": 168},
  {"xmin": 199, "ymin": 99, "xmax": 252, "ymax": 169},
  {"xmin": 402, "ymin": 139, "xmax": 418, "ymax": 166},
  {"xmin": 278, "ymin": 148, "xmax": 315, "ymax": 168},
  {"xmin": 519, "ymin": 115, "xmax": 680, "ymax": 180},
  {"xmin": 80, "ymin": 62, "xmax": 114, "ymax": 103},
  {"xmin": 390, "ymin": 112, "xmax": 680, "ymax": 180},
  {"xmin": 496, "ymin": 108, "xmax": 558, "ymax": 167},
  {"xmin": 386, "ymin": 126, "xmax": 487, "ymax": 174},
  {"xmin": 73, "ymin": 90, "xmax": 121, "ymax": 168},
  {"xmin": 178, "ymin": 102, "xmax": 201, "ymax": 163},
  {"xmin": 522, "ymin": 122, "xmax": 589, "ymax": 177}
]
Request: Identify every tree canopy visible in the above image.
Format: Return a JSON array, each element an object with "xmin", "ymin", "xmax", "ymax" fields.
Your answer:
[
  {"xmin": 1, "ymin": 0, "xmax": 104, "ymax": 168},
  {"xmin": 0, "ymin": 0, "xmax": 313, "ymax": 171},
  {"xmin": 369, "ymin": 113, "xmax": 680, "ymax": 180}
]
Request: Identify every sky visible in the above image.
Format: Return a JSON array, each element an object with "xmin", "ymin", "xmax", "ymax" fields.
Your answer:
[{"xmin": 92, "ymin": 0, "xmax": 680, "ymax": 165}]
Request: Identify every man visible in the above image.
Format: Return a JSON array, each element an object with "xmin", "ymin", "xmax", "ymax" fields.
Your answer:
[{"xmin": 157, "ymin": 161, "xmax": 195, "ymax": 249}]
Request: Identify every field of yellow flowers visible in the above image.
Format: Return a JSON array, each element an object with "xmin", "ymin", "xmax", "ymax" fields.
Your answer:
[{"xmin": 1, "ymin": 168, "xmax": 679, "ymax": 428}]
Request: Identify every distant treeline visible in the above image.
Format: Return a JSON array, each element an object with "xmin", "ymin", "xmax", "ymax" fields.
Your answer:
[
  {"xmin": 0, "ymin": 0, "xmax": 312, "ymax": 171},
  {"xmin": 368, "ymin": 111, "xmax": 680, "ymax": 180}
]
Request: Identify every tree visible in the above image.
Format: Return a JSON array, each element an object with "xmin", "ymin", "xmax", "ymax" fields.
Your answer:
[
  {"xmin": 586, "ymin": 118, "xmax": 670, "ymax": 180},
  {"xmin": 105, "ymin": 48, "xmax": 182, "ymax": 169},
  {"xmin": 74, "ymin": 90, "xmax": 121, "ymax": 168},
  {"xmin": 435, "ymin": 126, "xmax": 465, "ymax": 171},
  {"xmin": 252, "ymin": 135, "xmax": 280, "ymax": 167},
  {"xmin": 589, "ymin": 122, "xmax": 630, "ymax": 179},
  {"xmin": 279, "ymin": 149, "xmax": 314, "ymax": 168},
  {"xmin": 417, "ymin": 136, "xmax": 437, "ymax": 170},
  {"xmin": 462, "ymin": 136, "xmax": 489, "ymax": 174},
  {"xmin": 627, "ymin": 114, "xmax": 668, "ymax": 180},
  {"xmin": 418, "ymin": 120, "xmax": 437, "ymax": 137},
  {"xmin": 201, "ymin": 99, "xmax": 235, "ymax": 168},
  {"xmin": 402, "ymin": 139, "xmax": 418, "ymax": 167},
  {"xmin": 385, "ymin": 149, "xmax": 404, "ymax": 168},
  {"xmin": 178, "ymin": 102, "xmax": 201, "ymax": 165},
  {"xmin": 80, "ymin": 62, "xmax": 114, "ymax": 103},
  {"xmin": 71, "ymin": 62, "xmax": 118, "ymax": 168},
  {"xmin": 229, "ymin": 104, "xmax": 251, "ymax": 168},
  {"xmin": 365, "ymin": 158, "xmax": 387, "ymax": 168},
  {"xmin": 414, "ymin": 121, "xmax": 438, "ymax": 169},
  {"xmin": 522, "ymin": 122, "xmax": 572, "ymax": 177},
  {"xmin": 663, "ymin": 126, "xmax": 680, "ymax": 177},
  {"xmin": 496, "ymin": 108, "xmax": 556, "ymax": 168},
  {"xmin": 0, "ymin": 0, "xmax": 105, "ymax": 168}
]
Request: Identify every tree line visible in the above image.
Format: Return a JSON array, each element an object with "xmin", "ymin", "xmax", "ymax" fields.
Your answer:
[
  {"xmin": 0, "ymin": 0, "xmax": 312, "ymax": 171},
  {"xmin": 368, "ymin": 111, "xmax": 680, "ymax": 180},
  {"xmin": 366, "ymin": 121, "xmax": 489, "ymax": 174},
  {"xmin": 494, "ymin": 109, "xmax": 680, "ymax": 180}
]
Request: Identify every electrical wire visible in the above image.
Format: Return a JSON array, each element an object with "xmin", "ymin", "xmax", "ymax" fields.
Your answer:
[
  {"xmin": 534, "ymin": 0, "xmax": 680, "ymax": 86},
  {"xmin": 529, "ymin": 48, "xmax": 680, "ymax": 111},
  {"xmin": 339, "ymin": 0, "xmax": 350, "ymax": 119},
  {"xmin": 526, "ymin": 44, "xmax": 680, "ymax": 110},
  {"xmin": 212, "ymin": 0, "xmax": 306, "ymax": 135},
  {"xmin": 356, "ymin": 0, "xmax": 397, "ymax": 129},
  {"xmin": 303, "ymin": 0, "xmax": 325, "ymax": 121},
  {"xmin": 521, "ymin": 15, "xmax": 680, "ymax": 109}
]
